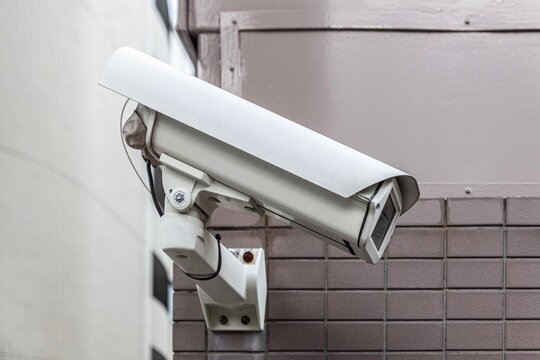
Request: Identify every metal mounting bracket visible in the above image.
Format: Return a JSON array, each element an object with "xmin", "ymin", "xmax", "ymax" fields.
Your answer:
[{"xmin": 158, "ymin": 153, "xmax": 266, "ymax": 331}]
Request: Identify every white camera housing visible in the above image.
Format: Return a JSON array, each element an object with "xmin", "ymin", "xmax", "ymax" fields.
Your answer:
[
  {"xmin": 101, "ymin": 47, "xmax": 419, "ymax": 262},
  {"xmin": 100, "ymin": 47, "xmax": 419, "ymax": 331}
]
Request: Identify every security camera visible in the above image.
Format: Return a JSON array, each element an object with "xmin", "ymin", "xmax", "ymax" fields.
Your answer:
[{"xmin": 100, "ymin": 47, "xmax": 419, "ymax": 331}]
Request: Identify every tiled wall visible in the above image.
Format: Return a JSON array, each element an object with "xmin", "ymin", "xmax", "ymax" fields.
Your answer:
[{"xmin": 172, "ymin": 197, "xmax": 540, "ymax": 359}]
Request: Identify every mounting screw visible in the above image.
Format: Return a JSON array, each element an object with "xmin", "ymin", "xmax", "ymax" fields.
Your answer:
[
  {"xmin": 241, "ymin": 315, "xmax": 250, "ymax": 325},
  {"xmin": 173, "ymin": 192, "xmax": 185, "ymax": 204},
  {"xmin": 169, "ymin": 187, "xmax": 191, "ymax": 211},
  {"xmin": 232, "ymin": 19, "xmax": 237, "ymax": 25},
  {"xmin": 229, "ymin": 67, "xmax": 234, "ymax": 72},
  {"xmin": 465, "ymin": 187, "xmax": 472, "ymax": 195},
  {"xmin": 218, "ymin": 315, "xmax": 228, "ymax": 325},
  {"xmin": 464, "ymin": 19, "xmax": 471, "ymax": 25},
  {"xmin": 242, "ymin": 251, "xmax": 254, "ymax": 263}
]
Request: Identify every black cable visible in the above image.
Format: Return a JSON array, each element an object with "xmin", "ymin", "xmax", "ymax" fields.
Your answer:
[
  {"xmin": 146, "ymin": 161, "xmax": 222, "ymax": 280},
  {"xmin": 146, "ymin": 161, "xmax": 164, "ymax": 217},
  {"xmin": 183, "ymin": 233, "xmax": 223, "ymax": 281}
]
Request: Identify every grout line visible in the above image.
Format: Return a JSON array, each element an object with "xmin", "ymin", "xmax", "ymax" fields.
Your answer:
[
  {"xmin": 324, "ymin": 244, "xmax": 329, "ymax": 360},
  {"xmin": 502, "ymin": 199, "xmax": 507, "ymax": 360},
  {"xmin": 208, "ymin": 226, "xmax": 291, "ymax": 231},
  {"xmin": 444, "ymin": 200, "xmax": 448, "ymax": 360},
  {"xmin": 443, "ymin": 199, "xmax": 448, "ymax": 228},
  {"xmin": 264, "ymin": 214, "xmax": 270, "ymax": 360},
  {"xmin": 208, "ymin": 223, "xmax": 540, "ymax": 231},
  {"xmin": 267, "ymin": 319, "xmax": 508, "ymax": 325},
  {"xmin": 208, "ymin": 224, "xmax": 529, "ymax": 230},
  {"xmin": 384, "ymin": 252, "xmax": 388, "ymax": 360},
  {"xmin": 443, "ymin": 226, "xmax": 448, "ymax": 360}
]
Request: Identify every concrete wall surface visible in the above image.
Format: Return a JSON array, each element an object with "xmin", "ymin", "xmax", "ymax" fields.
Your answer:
[
  {"xmin": 0, "ymin": 1, "xmax": 153, "ymax": 359},
  {"xmin": 171, "ymin": 0, "xmax": 540, "ymax": 358}
]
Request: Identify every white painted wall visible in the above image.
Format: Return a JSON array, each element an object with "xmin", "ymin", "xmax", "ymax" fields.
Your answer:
[{"xmin": 0, "ymin": 1, "xmax": 157, "ymax": 359}]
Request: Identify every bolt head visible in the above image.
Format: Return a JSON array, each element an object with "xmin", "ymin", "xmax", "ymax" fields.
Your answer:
[
  {"xmin": 241, "ymin": 315, "xmax": 250, "ymax": 325},
  {"xmin": 242, "ymin": 251, "xmax": 254, "ymax": 263},
  {"xmin": 169, "ymin": 187, "xmax": 191, "ymax": 211},
  {"xmin": 173, "ymin": 191, "xmax": 186, "ymax": 204},
  {"xmin": 218, "ymin": 315, "xmax": 228, "ymax": 325}
]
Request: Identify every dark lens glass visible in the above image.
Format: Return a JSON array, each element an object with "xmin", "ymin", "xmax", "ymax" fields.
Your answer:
[{"xmin": 372, "ymin": 198, "xmax": 396, "ymax": 250}]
